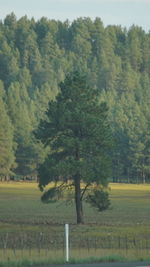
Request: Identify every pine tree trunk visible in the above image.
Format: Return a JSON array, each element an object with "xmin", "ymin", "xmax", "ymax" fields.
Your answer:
[{"xmin": 74, "ymin": 173, "xmax": 84, "ymax": 224}]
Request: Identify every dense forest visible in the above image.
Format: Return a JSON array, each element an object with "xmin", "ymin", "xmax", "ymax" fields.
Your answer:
[{"xmin": 0, "ymin": 13, "xmax": 150, "ymax": 183}]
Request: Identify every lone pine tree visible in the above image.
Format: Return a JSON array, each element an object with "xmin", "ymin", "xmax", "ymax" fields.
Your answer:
[{"xmin": 36, "ymin": 71, "xmax": 112, "ymax": 224}]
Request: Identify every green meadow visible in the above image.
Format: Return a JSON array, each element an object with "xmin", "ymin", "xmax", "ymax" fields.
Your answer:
[{"xmin": 0, "ymin": 182, "xmax": 150, "ymax": 262}]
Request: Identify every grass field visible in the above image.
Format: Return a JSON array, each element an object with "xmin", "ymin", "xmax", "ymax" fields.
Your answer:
[{"xmin": 0, "ymin": 181, "xmax": 150, "ymax": 262}]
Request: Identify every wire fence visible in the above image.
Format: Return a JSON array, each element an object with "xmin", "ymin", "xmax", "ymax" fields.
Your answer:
[{"xmin": 0, "ymin": 231, "xmax": 150, "ymax": 260}]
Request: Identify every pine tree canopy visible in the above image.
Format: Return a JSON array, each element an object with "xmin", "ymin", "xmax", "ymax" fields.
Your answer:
[
  {"xmin": 36, "ymin": 71, "xmax": 112, "ymax": 223},
  {"xmin": 0, "ymin": 14, "xmax": 149, "ymax": 184}
]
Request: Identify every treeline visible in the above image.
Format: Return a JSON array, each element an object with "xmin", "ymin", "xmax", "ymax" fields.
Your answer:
[{"xmin": 0, "ymin": 13, "xmax": 150, "ymax": 183}]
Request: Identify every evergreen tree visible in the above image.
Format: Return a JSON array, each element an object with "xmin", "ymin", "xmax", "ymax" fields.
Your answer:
[
  {"xmin": 0, "ymin": 81, "xmax": 15, "ymax": 179},
  {"xmin": 36, "ymin": 72, "xmax": 112, "ymax": 223},
  {"xmin": 0, "ymin": 13, "xmax": 149, "ymax": 183},
  {"xmin": 7, "ymin": 82, "xmax": 43, "ymax": 178}
]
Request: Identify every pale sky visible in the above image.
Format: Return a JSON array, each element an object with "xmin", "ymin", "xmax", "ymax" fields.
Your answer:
[{"xmin": 0, "ymin": 0, "xmax": 149, "ymax": 32}]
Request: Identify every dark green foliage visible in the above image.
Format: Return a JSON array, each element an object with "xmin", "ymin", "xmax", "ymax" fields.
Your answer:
[
  {"xmin": 0, "ymin": 13, "xmax": 149, "ymax": 183},
  {"xmin": 0, "ymin": 82, "xmax": 15, "ymax": 178},
  {"xmin": 41, "ymin": 187, "xmax": 63, "ymax": 203},
  {"xmin": 36, "ymin": 71, "xmax": 112, "ymax": 223},
  {"xmin": 86, "ymin": 189, "xmax": 111, "ymax": 212}
]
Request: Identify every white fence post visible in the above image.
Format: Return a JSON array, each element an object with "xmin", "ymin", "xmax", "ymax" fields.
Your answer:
[{"xmin": 65, "ymin": 223, "xmax": 69, "ymax": 262}]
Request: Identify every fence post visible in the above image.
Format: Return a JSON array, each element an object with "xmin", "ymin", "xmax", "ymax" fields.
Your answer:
[{"xmin": 65, "ymin": 224, "xmax": 69, "ymax": 262}]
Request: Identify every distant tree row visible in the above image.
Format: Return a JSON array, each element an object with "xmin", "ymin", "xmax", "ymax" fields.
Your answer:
[{"xmin": 0, "ymin": 13, "xmax": 150, "ymax": 183}]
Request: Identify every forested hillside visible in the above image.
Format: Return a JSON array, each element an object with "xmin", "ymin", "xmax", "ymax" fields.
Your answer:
[{"xmin": 0, "ymin": 13, "xmax": 149, "ymax": 183}]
